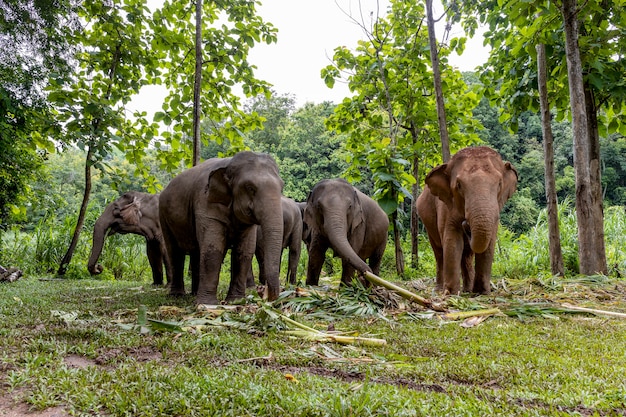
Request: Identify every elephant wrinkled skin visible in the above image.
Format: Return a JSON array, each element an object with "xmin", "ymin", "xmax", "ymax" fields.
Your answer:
[
  {"xmin": 416, "ymin": 146, "xmax": 518, "ymax": 295},
  {"xmin": 87, "ymin": 191, "xmax": 168, "ymax": 286},
  {"xmin": 159, "ymin": 151, "xmax": 285, "ymax": 305},
  {"xmin": 304, "ymin": 179, "xmax": 389, "ymax": 286}
]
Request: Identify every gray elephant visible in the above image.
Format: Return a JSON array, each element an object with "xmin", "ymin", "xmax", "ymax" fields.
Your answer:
[
  {"xmin": 304, "ymin": 178, "xmax": 389, "ymax": 286},
  {"xmin": 249, "ymin": 196, "xmax": 303, "ymax": 286},
  {"xmin": 159, "ymin": 151, "xmax": 285, "ymax": 305},
  {"xmin": 416, "ymin": 146, "xmax": 518, "ymax": 295},
  {"xmin": 87, "ymin": 191, "xmax": 168, "ymax": 286}
]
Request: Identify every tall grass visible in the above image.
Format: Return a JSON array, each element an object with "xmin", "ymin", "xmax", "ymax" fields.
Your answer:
[
  {"xmin": 3, "ymin": 199, "xmax": 626, "ymax": 282},
  {"xmin": 494, "ymin": 199, "xmax": 626, "ymax": 279},
  {"xmin": 0, "ymin": 213, "xmax": 152, "ymax": 281}
]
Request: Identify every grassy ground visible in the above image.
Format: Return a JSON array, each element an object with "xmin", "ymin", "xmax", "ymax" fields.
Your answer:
[{"xmin": 1, "ymin": 273, "xmax": 626, "ymax": 417}]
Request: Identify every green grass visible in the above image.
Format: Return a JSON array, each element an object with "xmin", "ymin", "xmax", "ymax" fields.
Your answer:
[
  {"xmin": 1, "ymin": 275, "xmax": 625, "ymax": 416},
  {"xmin": 2, "ymin": 204, "xmax": 626, "ymax": 415}
]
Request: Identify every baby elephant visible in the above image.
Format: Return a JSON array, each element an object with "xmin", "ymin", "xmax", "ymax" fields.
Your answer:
[
  {"xmin": 304, "ymin": 178, "xmax": 389, "ymax": 286},
  {"xmin": 416, "ymin": 146, "xmax": 518, "ymax": 295},
  {"xmin": 87, "ymin": 191, "xmax": 168, "ymax": 286}
]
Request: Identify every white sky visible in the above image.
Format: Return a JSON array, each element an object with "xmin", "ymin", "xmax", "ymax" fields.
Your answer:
[{"xmin": 129, "ymin": 0, "xmax": 489, "ymax": 116}]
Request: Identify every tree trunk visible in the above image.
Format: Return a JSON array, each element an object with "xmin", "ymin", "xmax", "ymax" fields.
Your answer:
[
  {"xmin": 425, "ymin": 0, "xmax": 450, "ymax": 162},
  {"xmin": 411, "ymin": 151, "xmax": 420, "ymax": 269},
  {"xmin": 584, "ymin": 84, "xmax": 607, "ymax": 274},
  {"xmin": 392, "ymin": 209, "xmax": 405, "ymax": 277},
  {"xmin": 58, "ymin": 149, "xmax": 93, "ymax": 275},
  {"xmin": 536, "ymin": 43, "xmax": 564, "ymax": 276},
  {"xmin": 560, "ymin": 0, "xmax": 606, "ymax": 275},
  {"xmin": 192, "ymin": 0, "xmax": 202, "ymax": 166}
]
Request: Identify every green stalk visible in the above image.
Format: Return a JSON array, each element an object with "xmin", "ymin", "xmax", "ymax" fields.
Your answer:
[
  {"xmin": 364, "ymin": 271, "xmax": 447, "ymax": 312},
  {"xmin": 443, "ymin": 308, "xmax": 501, "ymax": 320}
]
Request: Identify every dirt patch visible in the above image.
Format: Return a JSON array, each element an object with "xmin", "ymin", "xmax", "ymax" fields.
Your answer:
[
  {"xmin": 0, "ymin": 391, "xmax": 67, "ymax": 417},
  {"xmin": 274, "ymin": 365, "xmax": 447, "ymax": 393},
  {"xmin": 0, "ymin": 403, "xmax": 66, "ymax": 417},
  {"xmin": 63, "ymin": 354, "xmax": 96, "ymax": 369}
]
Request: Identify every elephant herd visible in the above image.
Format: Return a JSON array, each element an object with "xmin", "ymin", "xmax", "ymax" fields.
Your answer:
[{"xmin": 88, "ymin": 147, "xmax": 517, "ymax": 305}]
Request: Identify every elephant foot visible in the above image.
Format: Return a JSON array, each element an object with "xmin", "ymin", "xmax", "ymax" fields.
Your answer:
[
  {"xmin": 196, "ymin": 294, "xmax": 220, "ymax": 306},
  {"xmin": 264, "ymin": 284, "xmax": 280, "ymax": 301},
  {"xmin": 169, "ymin": 287, "xmax": 186, "ymax": 297},
  {"xmin": 224, "ymin": 293, "xmax": 245, "ymax": 303}
]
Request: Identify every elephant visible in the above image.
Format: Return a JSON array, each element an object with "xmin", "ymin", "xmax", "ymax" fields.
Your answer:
[
  {"xmin": 87, "ymin": 191, "xmax": 169, "ymax": 286},
  {"xmin": 159, "ymin": 151, "xmax": 285, "ymax": 305},
  {"xmin": 304, "ymin": 178, "xmax": 389, "ymax": 286},
  {"xmin": 416, "ymin": 146, "xmax": 518, "ymax": 295},
  {"xmin": 248, "ymin": 196, "xmax": 303, "ymax": 286}
]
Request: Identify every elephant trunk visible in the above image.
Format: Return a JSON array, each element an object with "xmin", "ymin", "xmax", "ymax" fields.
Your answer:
[
  {"xmin": 325, "ymin": 212, "xmax": 370, "ymax": 273},
  {"xmin": 466, "ymin": 209, "xmax": 499, "ymax": 254},
  {"xmin": 87, "ymin": 214, "xmax": 112, "ymax": 275},
  {"xmin": 257, "ymin": 203, "xmax": 284, "ymax": 301}
]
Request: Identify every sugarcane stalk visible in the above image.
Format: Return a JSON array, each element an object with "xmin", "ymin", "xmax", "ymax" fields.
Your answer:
[
  {"xmin": 280, "ymin": 314, "xmax": 387, "ymax": 346},
  {"xmin": 283, "ymin": 330, "xmax": 387, "ymax": 346},
  {"xmin": 443, "ymin": 308, "xmax": 501, "ymax": 320},
  {"xmin": 561, "ymin": 303, "xmax": 626, "ymax": 319},
  {"xmin": 364, "ymin": 271, "xmax": 447, "ymax": 312}
]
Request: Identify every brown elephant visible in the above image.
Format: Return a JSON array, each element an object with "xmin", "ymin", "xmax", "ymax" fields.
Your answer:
[
  {"xmin": 159, "ymin": 151, "xmax": 285, "ymax": 305},
  {"xmin": 87, "ymin": 191, "xmax": 169, "ymax": 286},
  {"xmin": 248, "ymin": 196, "xmax": 303, "ymax": 286},
  {"xmin": 304, "ymin": 179, "xmax": 389, "ymax": 286},
  {"xmin": 416, "ymin": 146, "xmax": 518, "ymax": 295}
]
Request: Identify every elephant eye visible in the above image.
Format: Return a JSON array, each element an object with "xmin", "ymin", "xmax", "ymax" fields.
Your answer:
[
  {"xmin": 456, "ymin": 181, "xmax": 462, "ymax": 191},
  {"xmin": 245, "ymin": 183, "xmax": 256, "ymax": 196}
]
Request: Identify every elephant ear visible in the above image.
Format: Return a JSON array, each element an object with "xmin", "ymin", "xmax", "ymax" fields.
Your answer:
[
  {"xmin": 119, "ymin": 197, "xmax": 142, "ymax": 225},
  {"xmin": 499, "ymin": 161, "xmax": 519, "ymax": 208},
  {"xmin": 205, "ymin": 158, "xmax": 233, "ymax": 205},
  {"xmin": 424, "ymin": 164, "xmax": 452, "ymax": 207},
  {"xmin": 349, "ymin": 189, "xmax": 365, "ymax": 237}
]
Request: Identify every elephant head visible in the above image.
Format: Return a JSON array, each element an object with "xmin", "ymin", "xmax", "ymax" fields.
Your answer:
[
  {"xmin": 87, "ymin": 191, "xmax": 166, "ymax": 286},
  {"xmin": 304, "ymin": 179, "xmax": 388, "ymax": 286},
  {"xmin": 425, "ymin": 147, "xmax": 518, "ymax": 255}
]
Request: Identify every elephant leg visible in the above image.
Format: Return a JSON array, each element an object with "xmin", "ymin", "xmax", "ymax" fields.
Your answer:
[
  {"xmin": 256, "ymin": 244, "xmax": 267, "ymax": 285},
  {"xmin": 190, "ymin": 251, "xmax": 200, "ymax": 296},
  {"xmin": 168, "ymin": 245, "xmax": 186, "ymax": 296},
  {"xmin": 286, "ymin": 241, "xmax": 300, "ymax": 285},
  {"xmin": 246, "ymin": 261, "xmax": 256, "ymax": 288},
  {"xmin": 474, "ymin": 241, "xmax": 496, "ymax": 294},
  {"xmin": 226, "ymin": 226, "xmax": 257, "ymax": 302},
  {"xmin": 461, "ymin": 242, "xmax": 475, "ymax": 293},
  {"xmin": 196, "ymin": 249, "xmax": 225, "ymax": 305},
  {"xmin": 368, "ymin": 245, "xmax": 385, "ymax": 277},
  {"xmin": 427, "ymin": 235, "xmax": 445, "ymax": 292},
  {"xmin": 306, "ymin": 237, "xmax": 328, "ymax": 286},
  {"xmin": 441, "ymin": 230, "xmax": 464, "ymax": 295},
  {"xmin": 146, "ymin": 239, "xmax": 164, "ymax": 286},
  {"xmin": 340, "ymin": 259, "xmax": 357, "ymax": 286}
]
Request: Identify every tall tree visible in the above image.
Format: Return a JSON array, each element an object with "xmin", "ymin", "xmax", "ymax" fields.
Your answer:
[
  {"xmin": 536, "ymin": 43, "xmax": 564, "ymax": 276},
  {"xmin": 425, "ymin": 0, "xmax": 451, "ymax": 162},
  {"xmin": 192, "ymin": 0, "xmax": 203, "ymax": 166},
  {"xmin": 149, "ymin": 0, "xmax": 277, "ymax": 169},
  {"xmin": 322, "ymin": 0, "xmax": 481, "ymax": 275},
  {"xmin": 50, "ymin": 0, "xmax": 158, "ymax": 274},
  {"xmin": 0, "ymin": 0, "xmax": 76, "ymax": 224},
  {"xmin": 447, "ymin": 0, "xmax": 623, "ymax": 275}
]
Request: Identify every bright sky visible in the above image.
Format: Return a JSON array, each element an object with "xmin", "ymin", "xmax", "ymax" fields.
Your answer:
[{"xmin": 129, "ymin": 0, "xmax": 489, "ymax": 116}]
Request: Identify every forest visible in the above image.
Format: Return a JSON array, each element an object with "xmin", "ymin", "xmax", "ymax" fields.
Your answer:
[{"xmin": 1, "ymin": 0, "xmax": 626, "ymax": 416}]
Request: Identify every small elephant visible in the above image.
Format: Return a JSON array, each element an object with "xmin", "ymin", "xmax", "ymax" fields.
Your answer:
[
  {"xmin": 159, "ymin": 151, "xmax": 285, "ymax": 305},
  {"xmin": 304, "ymin": 178, "xmax": 389, "ymax": 286},
  {"xmin": 87, "ymin": 191, "xmax": 169, "ymax": 286},
  {"xmin": 249, "ymin": 196, "xmax": 303, "ymax": 286},
  {"xmin": 416, "ymin": 146, "xmax": 518, "ymax": 295}
]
